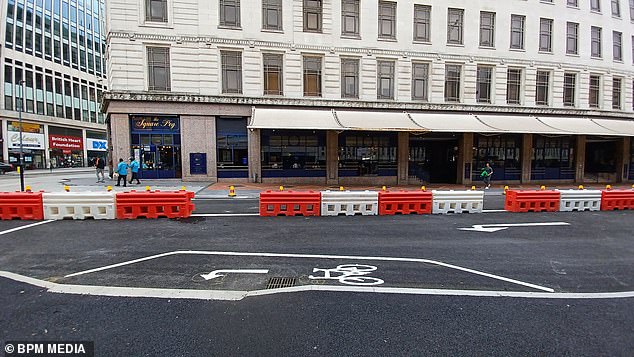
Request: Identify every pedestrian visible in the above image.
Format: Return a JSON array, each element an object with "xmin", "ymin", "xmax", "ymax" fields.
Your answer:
[
  {"xmin": 482, "ymin": 162, "xmax": 493, "ymax": 189},
  {"xmin": 115, "ymin": 158, "xmax": 129, "ymax": 187},
  {"xmin": 128, "ymin": 157, "xmax": 141, "ymax": 184},
  {"xmin": 95, "ymin": 157, "xmax": 105, "ymax": 183}
]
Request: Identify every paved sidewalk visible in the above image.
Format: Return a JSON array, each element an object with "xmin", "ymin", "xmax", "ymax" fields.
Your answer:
[{"xmin": 6, "ymin": 167, "xmax": 97, "ymax": 177}]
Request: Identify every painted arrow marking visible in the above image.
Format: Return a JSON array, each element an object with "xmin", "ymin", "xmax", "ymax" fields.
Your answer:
[
  {"xmin": 459, "ymin": 222, "xmax": 570, "ymax": 233},
  {"xmin": 200, "ymin": 269, "xmax": 269, "ymax": 281}
]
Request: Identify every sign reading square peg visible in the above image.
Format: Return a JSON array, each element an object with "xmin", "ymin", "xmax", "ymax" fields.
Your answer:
[{"xmin": 190, "ymin": 153, "xmax": 207, "ymax": 175}]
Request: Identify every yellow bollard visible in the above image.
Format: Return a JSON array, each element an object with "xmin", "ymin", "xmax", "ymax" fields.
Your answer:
[
  {"xmin": 578, "ymin": 185, "xmax": 584, "ymax": 190},
  {"xmin": 228, "ymin": 185, "xmax": 236, "ymax": 197},
  {"xmin": 606, "ymin": 184, "xmax": 612, "ymax": 190},
  {"xmin": 471, "ymin": 186, "xmax": 476, "ymax": 191},
  {"xmin": 382, "ymin": 186, "xmax": 387, "ymax": 191},
  {"xmin": 540, "ymin": 185, "xmax": 546, "ymax": 190},
  {"xmin": 279, "ymin": 185, "xmax": 284, "ymax": 191},
  {"xmin": 145, "ymin": 186, "xmax": 151, "ymax": 192},
  {"xmin": 503, "ymin": 185, "xmax": 509, "ymax": 195},
  {"xmin": 25, "ymin": 185, "xmax": 32, "ymax": 192},
  {"xmin": 17, "ymin": 166, "xmax": 21, "ymax": 174},
  {"xmin": 421, "ymin": 186, "xmax": 426, "ymax": 191},
  {"xmin": 64, "ymin": 185, "xmax": 70, "ymax": 192},
  {"xmin": 340, "ymin": 186, "xmax": 344, "ymax": 191},
  {"xmin": 107, "ymin": 186, "xmax": 112, "ymax": 192},
  {"xmin": 181, "ymin": 186, "xmax": 186, "ymax": 191},
  {"xmin": 632, "ymin": 184, "xmax": 634, "ymax": 189}
]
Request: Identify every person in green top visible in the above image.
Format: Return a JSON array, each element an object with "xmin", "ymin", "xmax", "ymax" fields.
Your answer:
[{"xmin": 482, "ymin": 162, "xmax": 493, "ymax": 189}]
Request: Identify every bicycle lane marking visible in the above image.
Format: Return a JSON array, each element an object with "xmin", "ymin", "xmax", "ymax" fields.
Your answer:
[{"xmin": 63, "ymin": 250, "xmax": 554, "ymax": 292}]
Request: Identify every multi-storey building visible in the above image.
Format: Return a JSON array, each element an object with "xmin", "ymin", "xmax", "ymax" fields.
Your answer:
[
  {"xmin": 105, "ymin": 0, "xmax": 634, "ymax": 185},
  {"xmin": 0, "ymin": 0, "xmax": 107, "ymax": 170}
]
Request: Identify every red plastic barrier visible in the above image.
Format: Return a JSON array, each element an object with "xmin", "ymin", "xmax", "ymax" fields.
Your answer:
[
  {"xmin": 378, "ymin": 191, "xmax": 432, "ymax": 215},
  {"xmin": 504, "ymin": 190, "xmax": 560, "ymax": 213},
  {"xmin": 0, "ymin": 191, "xmax": 44, "ymax": 220},
  {"xmin": 260, "ymin": 191, "xmax": 321, "ymax": 217},
  {"xmin": 600, "ymin": 189, "xmax": 634, "ymax": 211},
  {"xmin": 116, "ymin": 190, "xmax": 195, "ymax": 219}
]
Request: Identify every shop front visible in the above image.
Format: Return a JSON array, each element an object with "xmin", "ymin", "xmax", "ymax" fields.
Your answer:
[
  {"xmin": 7, "ymin": 121, "xmax": 46, "ymax": 169},
  {"xmin": 217, "ymin": 117, "xmax": 248, "ymax": 178},
  {"xmin": 49, "ymin": 127, "xmax": 84, "ymax": 168},
  {"xmin": 130, "ymin": 115, "xmax": 182, "ymax": 179},
  {"xmin": 339, "ymin": 132, "xmax": 397, "ymax": 178},
  {"xmin": 472, "ymin": 134, "xmax": 522, "ymax": 182},
  {"xmin": 261, "ymin": 130, "xmax": 326, "ymax": 178},
  {"xmin": 531, "ymin": 135, "xmax": 575, "ymax": 181},
  {"xmin": 584, "ymin": 136, "xmax": 618, "ymax": 182},
  {"xmin": 409, "ymin": 134, "xmax": 459, "ymax": 184}
]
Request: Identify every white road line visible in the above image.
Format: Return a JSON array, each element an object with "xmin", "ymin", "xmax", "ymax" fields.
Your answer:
[
  {"xmin": 482, "ymin": 209, "xmax": 507, "ymax": 213},
  {"xmin": 64, "ymin": 250, "xmax": 554, "ymax": 292},
  {"xmin": 191, "ymin": 213, "xmax": 260, "ymax": 217},
  {"xmin": 0, "ymin": 220, "xmax": 54, "ymax": 236},
  {"xmin": 2, "ymin": 271, "xmax": 633, "ymax": 301}
]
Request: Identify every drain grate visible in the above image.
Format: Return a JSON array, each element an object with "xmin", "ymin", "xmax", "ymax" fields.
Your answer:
[{"xmin": 266, "ymin": 277, "xmax": 297, "ymax": 289}]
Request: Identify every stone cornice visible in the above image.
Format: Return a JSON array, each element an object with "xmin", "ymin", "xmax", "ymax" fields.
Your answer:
[
  {"xmin": 107, "ymin": 31, "xmax": 634, "ymax": 77},
  {"xmin": 103, "ymin": 91, "xmax": 634, "ymax": 120}
]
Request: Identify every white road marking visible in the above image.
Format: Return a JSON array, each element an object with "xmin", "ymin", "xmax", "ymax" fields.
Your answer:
[
  {"xmin": 64, "ymin": 250, "xmax": 554, "ymax": 292},
  {"xmin": 200, "ymin": 269, "xmax": 269, "ymax": 281},
  {"xmin": 459, "ymin": 222, "xmax": 570, "ymax": 233},
  {"xmin": 2, "ymin": 271, "xmax": 633, "ymax": 301},
  {"xmin": 0, "ymin": 220, "xmax": 54, "ymax": 236},
  {"xmin": 482, "ymin": 209, "xmax": 507, "ymax": 213},
  {"xmin": 191, "ymin": 213, "xmax": 260, "ymax": 217}
]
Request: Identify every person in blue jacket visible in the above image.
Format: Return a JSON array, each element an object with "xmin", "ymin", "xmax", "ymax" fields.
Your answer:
[
  {"xmin": 115, "ymin": 158, "xmax": 129, "ymax": 187},
  {"xmin": 128, "ymin": 157, "xmax": 141, "ymax": 184}
]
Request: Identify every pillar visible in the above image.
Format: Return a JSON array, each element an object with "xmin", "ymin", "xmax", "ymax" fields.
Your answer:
[
  {"xmin": 575, "ymin": 135, "xmax": 586, "ymax": 183},
  {"xmin": 248, "ymin": 128, "xmax": 261, "ymax": 183},
  {"xmin": 181, "ymin": 115, "xmax": 217, "ymax": 182},
  {"xmin": 616, "ymin": 137, "xmax": 630, "ymax": 183},
  {"xmin": 109, "ymin": 113, "xmax": 131, "ymax": 170},
  {"xmin": 326, "ymin": 130, "xmax": 339, "ymax": 185},
  {"xmin": 397, "ymin": 132, "xmax": 409, "ymax": 185},
  {"xmin": 522, "ymin": 134, "xmax": 533, "ymax": 183},
  {"xmin": 43, "ymin": 124, "xmax": 51, "ymax": 168},
  {"xmin": 82, "ymin": 129, "xmax": 88, "ymax": 167},
  {"xmin": 2, "ymin": 120, "xmax": 8, "ymax": 163},
  {"xmin": 458, "ymin": 133, "xmax": 474, "ymax": 185}
]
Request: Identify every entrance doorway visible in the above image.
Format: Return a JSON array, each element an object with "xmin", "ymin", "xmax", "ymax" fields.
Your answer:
[
  {"xmin": 409, "ymin": 135, "xmax": 459, "ymax": 184},
  {"xmin": 585, "ymin": 139, "xmax": 617, "ymax": 182}
]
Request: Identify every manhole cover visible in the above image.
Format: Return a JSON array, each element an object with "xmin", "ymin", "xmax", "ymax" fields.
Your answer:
[{"xmin": 266, "ymin": 277, "xmax": 297, "ymax": 289}]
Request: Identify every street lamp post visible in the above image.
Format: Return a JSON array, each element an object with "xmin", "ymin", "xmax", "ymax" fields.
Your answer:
[{"xmin": 17, "ymin": 80, "xmax": 25, "ymax": 192}]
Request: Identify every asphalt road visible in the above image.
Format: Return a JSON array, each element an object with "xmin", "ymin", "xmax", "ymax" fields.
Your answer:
[{"xmin": 0, "ymin": 208, "xmax": 632, "ymax": 356}]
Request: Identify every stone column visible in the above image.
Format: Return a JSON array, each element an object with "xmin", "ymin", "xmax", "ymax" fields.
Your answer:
[
  {"xmin": 397, "ymin": 132, "xmax": 409, "ymax": 186},
  {"xmin": 109, "ymin": 113, "xmax": 130, "ymax": 170},
  {"xmin": 575, "ymin": 135, "xmax": 586, "ymax": 183},
  {"xmin": 43, "ymin": 124, "xmax": 51, "ymax": 168},
  {"xmin": 522, "ymin": 134, "xmax": 533, "ymax": 183},
  {"xmin": 1, "ymin": 120, "xmax": 8, "ymax": 163},
  {"xmin": 248, "ymin": 128, "xmax": 261, "ymax": 183},
  {"xmin": 459, "ymin": 133, "xmax": 474, "ymax": 185},
  {"xmin": 326, "ymin": 130, "xmax": 339, "ymax": 185},
  {"xmin": 82, "ymin": 129, "xmax": 88, "ymax": 167},
  {"xmin": 181, "ymin": 115, "xmax": 217, "ymax": 182},
  {"xmin": 616, "ymin": 137, "xmax": 630, "ymax": 183}
]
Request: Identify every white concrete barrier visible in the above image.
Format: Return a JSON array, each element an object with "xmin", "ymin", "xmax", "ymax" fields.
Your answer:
[
  {"xmin": 43, "ymin": 192, "xmax": 116, "ymax": 220},
  {"xmin": 321, "ymin": 191, "xmax": 379, "ymax": 216},
  {"xmin": 558, "ymin": 190, "xmax": 602, "ymax": 212},
  {"xmin": 432, "ymin": 190, "xmax": 484, "ymax": 214}
]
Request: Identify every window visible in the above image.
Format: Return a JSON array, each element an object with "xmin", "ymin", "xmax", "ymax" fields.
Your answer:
[
  {"xmin": 591, "ymin": 0, "xmax": 601, "ymax": 11},
  {"xmin": 303, "ymin": 0, "xmax": 322, "ymax": 33},
  {"xmin": 566, "ymin": 22, "xmax": 578, "ymax": 54},
  {"xmin": 341, "ymin": 58, "xmax": 359, "ymax": 99},
  {"xmin": 341, "ymin": 0, "xmax": 359, "ymax": 37},
  {"xmin": 539, "ymin": 18, "xmax": 553, "ymax": 52},
  {"xmin": 262, "ymin": 0, "xmax": 282, "ymax": 31},
  {"xmin": 220, "ymin": 0, "xmax": 240, "ymax": 28},
  {"xmin": 630, "ymin": 0, "xmax": 634, "ymax": 20},
  {"xmin": 145, "ymin": 0, "xmax": 167, "ymax": 22},
  {"xmin": 221, "ymin": 51, "xmax": 242, "ymax": 94},
  {"xmin": 411, "ymin": 62, "xmax": 429, "ymax": 101},
  {"xmin": 303, "ymin": 56, "xmax": 322, "ymax": 97},
  {"xmin": 613, "ymin": 77, "xmax": 622, "ymax": 109},
  {"xmin": 444, "ymin": 64, "xmax": 461, "ymax": 102},
  {"xmin": 263, "ymin": 53, "xmax": 283, "ymax": 95},
  {"xmin": 147, "ymin": 47, "xmax": 170, "ymax": 91},
  {"xmin": 377, "ymin": 60, "xmax": 395, "ymax": 99},
  {"xmin": 611, "ymin": 0, "xmax": 621, "ymax": 16},
  {"xmin": 413, "ymin": 5, "xmax": 431, "ymax": 42},
  {"xmin": 613, "ymin": 31, "xmax": 622, "ymax": 61},
  {"xmin": 476, "ymin": 66, "xmax": 493, "ymax": 103},
  {"xmin": 563, "ymin": 73, "xmax": 576, "ymax": 107},
  {"xmin": 589, "ymin": 75, "xmax": 601, "ymax": 108},
  {"xmin": 447, "ymin": 8, "xmax": 464, "ymax": 45},
  {"xmin": 510, "ymin": 15, "xmax": 525, "ymax": 50},
  {"xmin": 507, "ymin": 68, "xmax": 522, "ymax": 105},
  {"xmin": 378, "ymin": 1, "xmax": 396, "ymax": 39},
  {"xmin": 591, "ymin": 26, "xmax": 602, "ymax": 57},
  {"xmin": 567, "ymin": 0, "xmax": 578, "ymax": 7},
  {"xmin": 535, "ymin": 70, "xmax": 550, "ymax": 106},
  {"xmin": 479, "ymin": 12, "xmax": 495, "ymax": 47}
]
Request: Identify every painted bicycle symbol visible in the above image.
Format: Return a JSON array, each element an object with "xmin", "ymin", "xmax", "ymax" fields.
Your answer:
[{"xmin": 308, "ymin": 264, "xmax": 384, "ymax": 286}]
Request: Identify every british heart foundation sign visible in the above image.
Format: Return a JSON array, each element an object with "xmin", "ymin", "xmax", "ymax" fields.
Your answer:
[{"xmin": 49, "ymin": 135, "xmax": 83, "ymax": 150}]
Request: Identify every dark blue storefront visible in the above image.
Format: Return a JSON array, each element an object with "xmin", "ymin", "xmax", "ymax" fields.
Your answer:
[
  {"xmin": 530, "ymin": 135, "xmax": 576, "ymax": 180},
  {"xmin": 130, "ymin": 115, "xmax": 182, "ymax": 179},
  {"xmin": 472, "ymin": 134, "xmax": 522, "ymax": 181},
  {"xmin": 261, "ymin": 130, "xmax": 326, "ymax": 178}
]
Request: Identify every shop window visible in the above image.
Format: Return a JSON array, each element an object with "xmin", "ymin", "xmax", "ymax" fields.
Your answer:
[
  {"xmin": 338, "ymin": 132, "xmax": 397, "ymax": 177},
  {"xmin": 472, "ymin": 135, "xmax": 522, "ymax": 181},
  {"xmin": 531, "ymin": 136, "xmax": 575, "ymax": 180},
  {"xmin": 217, "ymin": 118, "xmax": 248, "ymax": 178},
  {"xmin": 262, "ymin": 130, "xmax": 326, "ymax": 178}
]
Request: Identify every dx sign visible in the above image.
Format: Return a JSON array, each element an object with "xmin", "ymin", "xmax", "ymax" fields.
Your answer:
[{"xmin": 92, "ymin": 141, "xmax": 107, "ymax": 150}]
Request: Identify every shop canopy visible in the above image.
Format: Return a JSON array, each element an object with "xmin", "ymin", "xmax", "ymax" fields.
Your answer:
[{"xmin": 249, "ymin": 107, "xmax": 634, "ymax": 136}]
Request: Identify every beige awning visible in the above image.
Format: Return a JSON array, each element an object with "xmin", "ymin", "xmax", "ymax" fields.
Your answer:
[
  {"xmin": 409, "ymin": 113, "xmax": 501, "ymax": 133},
  {"xmin": 333, "ymin": 110, "xmax": 425, "ymax": 131},
  {"xmin": 475, "ymin": 115, "xmax": 568, "ymax": 134},
  {"xmin": 249, "ymin": 108, "xmax": 343, "ymax": 130},
  {"xmin": 537, "ymin": 117, "xmax": 620, "ymax": 136},
  {"xmin": 590, "ymin": 119, "xmax": 634, "ymax": 136}
]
